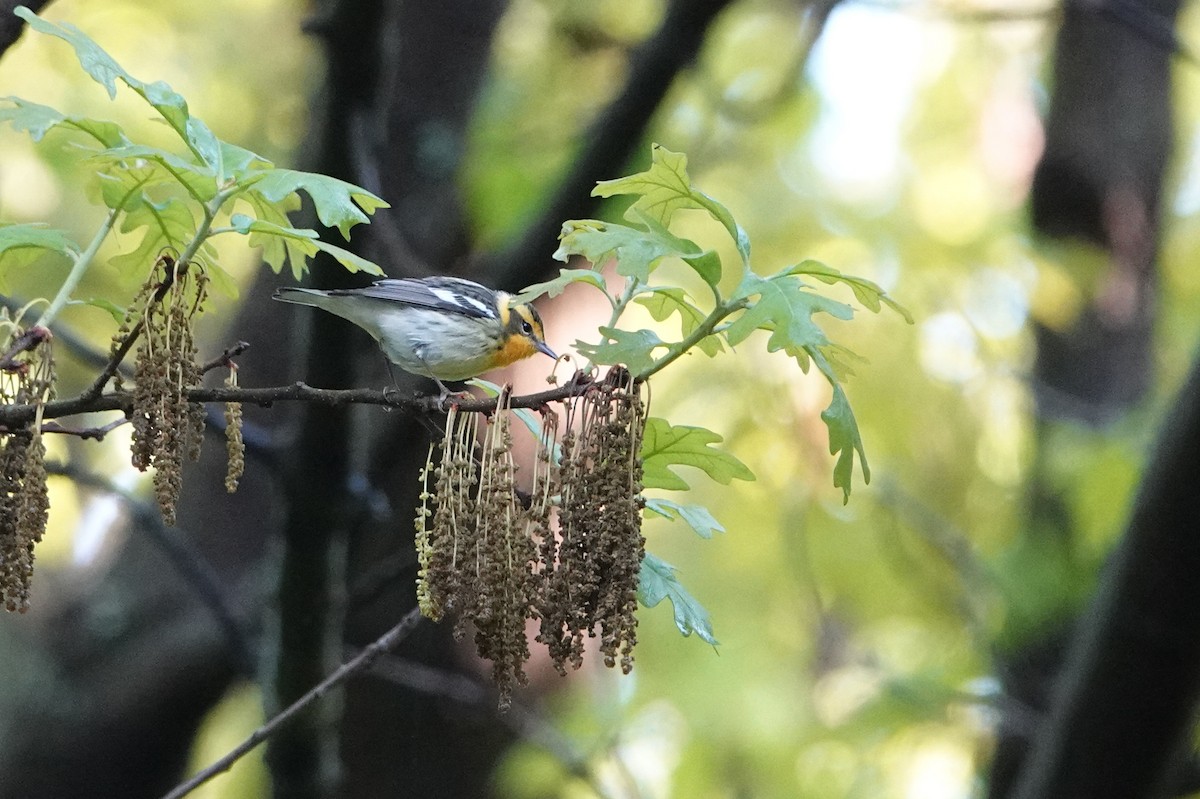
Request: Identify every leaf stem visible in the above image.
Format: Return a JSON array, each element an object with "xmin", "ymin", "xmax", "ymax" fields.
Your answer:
[
  {"xmin": 607, "ymin": 276, "xmax": 642, "ymax": 330},
  {"xmin": 636, "ymin": 297, "xmax": 748, "ymax": 381},
  {"xmin": 35, "ymin": 205, "xmax": 123, "ymax": 330}
]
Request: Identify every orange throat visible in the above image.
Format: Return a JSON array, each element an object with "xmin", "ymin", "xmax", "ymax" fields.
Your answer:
[{"xmin": 493, "ymin": 335, "xmax": 539, "ymax": 368}]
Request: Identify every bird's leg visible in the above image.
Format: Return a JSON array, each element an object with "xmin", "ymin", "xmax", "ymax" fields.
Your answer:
[{"xmin": 382, "ymin": 357, "xmax": 404, "ymax": 402}]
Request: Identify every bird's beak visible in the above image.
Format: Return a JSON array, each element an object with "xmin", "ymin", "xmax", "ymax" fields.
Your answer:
[{"xmin": 536, "ymin": 341, "xmax": 558, "ymax": 360}]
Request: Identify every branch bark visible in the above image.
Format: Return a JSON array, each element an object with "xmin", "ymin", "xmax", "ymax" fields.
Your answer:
[
  {"xmin": 1011, "ymin": 347, "xmax": 1200, "ymax": 799},
  {"xmin": 483, "ymin": 0, "xmax": 737, "ymax": 291}
]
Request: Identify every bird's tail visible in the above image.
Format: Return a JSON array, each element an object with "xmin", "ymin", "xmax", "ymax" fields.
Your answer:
[{"xmin": 272, "ymin": 287, "xmax": 329, "ymax": 307}]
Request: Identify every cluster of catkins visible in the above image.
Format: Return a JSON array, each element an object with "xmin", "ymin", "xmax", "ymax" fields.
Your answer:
[
  {"xmin": 0, "ymin": 328, "xmax": 54, "ymax": 612},
  {"xmin": 415, "ymin": 371, "xmax": 646, "ymax": 708},
  {"xmin": 122, "ymin": 256, "xmax": 244, "ymax": 525}
]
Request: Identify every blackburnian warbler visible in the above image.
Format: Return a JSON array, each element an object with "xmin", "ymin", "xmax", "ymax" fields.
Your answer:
[{"xmin": 273, "ymin": 276, "xmax": 557, "ymax": 391}]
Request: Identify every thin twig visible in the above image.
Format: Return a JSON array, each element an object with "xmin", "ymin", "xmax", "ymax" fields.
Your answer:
[
  {"xmin": 160, "ymin": 607, "xmax": 424, "ymax": 799},
  {"xmin": 199, "ymin": 341, "xmax": 250, "ymax": 375},
  {"xmin": 40, "ymin": 416, "xmax": 128, "ymax": 440},
  {"xmin": 81, "ymin": 318, "xmax": 143, "ymax": 401},
  {"xmin": 0, "ymin": 295, "xmax": 132, "ymax": 375},
  {"xmin": 0, "ymin": 325, "xmax": 51, "ymax": 372}
]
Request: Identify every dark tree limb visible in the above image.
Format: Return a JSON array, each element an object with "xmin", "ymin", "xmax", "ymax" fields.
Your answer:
[
  {"xmin": 1011, "ymin": 347, "xmax": 1200, "ymax": 798},
  {"xmin": 0, "ymin": 0, "xmax": 49, "ymax": 57},
  {"xmin": 0, "ymin": 373, "xmax": 596, "ymax": 429},
  {"xmin": 992, "ymin": 3, "xmax": 1186, "ymax": 796},
  {"xmin": 483, "ymin": 0, "xmax": 738, "ymax": 291},
  {"xmin": 1030, "ymin": 0, "xmax": 1184, "ymax": 423}
]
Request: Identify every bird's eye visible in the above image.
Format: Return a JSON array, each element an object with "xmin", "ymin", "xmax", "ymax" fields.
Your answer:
[{"xmin": 521, "ymin": 319, "xmax": 534, "ymax": 335}]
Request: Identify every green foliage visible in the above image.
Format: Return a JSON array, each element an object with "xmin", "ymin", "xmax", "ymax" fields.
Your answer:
[
  {"xmin": 521, "ymin": 145, "xmax": 907, "ymax": 651},
  {"xmin": 640, "ymin": 417, "xmax": 754, "ymax": 491},
  {"xmin": 643, "ymin": 498, "xmax": 725, "ymax": 539},
  {"xmin": 524, "ymin": 144, "xmax": 908, "ymax": 502},
  {"xmin": 0, "ymin": 224, "xmax": 76, "ymax": 290},
  {"xmin": 639, "ymin": 552, "xmax": 719, "ymax": 645},
  {"xmin": 0, "ymin": 7, "xmax": 387, "ymax": 327}
]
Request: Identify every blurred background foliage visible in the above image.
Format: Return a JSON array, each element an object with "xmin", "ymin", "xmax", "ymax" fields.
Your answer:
[{"xmin": 1, "ymin": 0, "xmax": 1198, "ymax": 796}]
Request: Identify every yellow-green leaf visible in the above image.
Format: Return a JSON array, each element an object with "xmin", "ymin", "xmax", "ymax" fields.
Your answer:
[{"xmin": 640, "ymin": 417, "xmax": 754, "ymax": 491}]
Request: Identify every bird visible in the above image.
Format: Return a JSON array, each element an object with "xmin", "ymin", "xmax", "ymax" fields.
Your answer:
[{"xmin": 273, "ymin": 276, "xmax": 557, "ymax": 394}]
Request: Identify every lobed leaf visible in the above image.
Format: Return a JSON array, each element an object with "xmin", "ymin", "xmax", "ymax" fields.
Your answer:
[
  {"xmin": 90, "ymin": 144, "xmax": 218, "ymax": 203},
  {"xmin": 227, "ymin": 214, "xmax": 383, "ymax": 278},
  {"xmin": 593, "ymin": 143, "xmax": 750, "ymax": 266},
  {"xmin": 220, "ymin": 142, "xmax": 273, "ymax": 181},
  {"xmin": 312, "ymin": 239, "xmax": 385, "ymax": 276},
  {"xmin": 0, "ymin": 223, "xmax": 77, "ymax": 291},
  {"xmin": 0, "ymin": 97, "xmax": 126, "ymax": 148},
  {"xmin": 644, "ymin": 497, "xmax": 725, "ymax": 538},
  {"xmin": 784, "ymin": 259, "xmax": 913, "ymax": 323},
  {"xmin": 822, "ymin": 382, "xmax": 870, "ymax": 504},
  {"xmin": 247, "ymin": 169, "xmax": 389, "ymax": 240},
  {"xmin": 640, "ymin": 417, "xmax": 754, "ymax": 491},
  {"xmin": 554, "ymin": 219, "xmax": 693, "ymax": 284},
  {"xmin": 574, "ymin": 327, "xmax": 665, "ymax": 375},
  {"xmin": 512, "ymin": 267, "xmax": 609, "ymax": 305},
  {"xmin": 639, "ymin": 552, "xmax": 718, "ymax": 645},
  {"xmin": 16, "ymin": 8, "xmax": 214, "ymax": 167},
  {"xmin": 108, "ymin": 195, "xmax": 198, "ymax": 277},
  {"xmin": 635, "ymin": 286, "xmax": 723, "ymax": 357},
  {"xmin": 237, "ymin": 194, "xmax": 304, "ymax": 277},
  {"xmin": 725, "ymin": 272, "xmax": 854, "ymax": 355}
]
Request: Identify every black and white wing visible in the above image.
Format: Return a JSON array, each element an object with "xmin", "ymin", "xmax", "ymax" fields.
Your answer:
[{"xmin": 334, "ymin": 277, "xmax": 499, "ymax": 320}]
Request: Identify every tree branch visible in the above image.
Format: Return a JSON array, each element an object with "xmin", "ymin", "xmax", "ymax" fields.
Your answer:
[
  {"xmin": 483, "ymin": 0, "xmax": 737, "ymax": 291},
  {"xmin": 161, "ymin": 607, "xmax": 424, "ymax": 799},
  {"xmin": 0, "ymin": 0, "xmax": 50, "ymax": 58},
  {"xmin": 1011, "ymin": 346, "xmax": 1200, "ymax": 798},
  {"xmin": 0, "ymin": 371, "xmax": 598, "ymax": 428}
]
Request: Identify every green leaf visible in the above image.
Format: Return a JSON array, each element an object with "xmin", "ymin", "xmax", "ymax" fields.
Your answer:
[
  {"xmin": 70, "ymin": 296, "xmax": 125, "ymax": 322},
  {"xmin": 683, "ymin": 248, "xmax": 723, "ymax": 288},
  {"xmin": 219, "ymin": 142, "xmax": 273, "ymax": 181},
  {"xmin": 0, "ymin": 223, "xmax": 76, "ymax": 291},
  {"xmin": 593, "ymin": 143, "xmax": 750, "ymax": 266},
  {"xmin": 725, "ymin": 271, "xmax": 871, "ymax": 500},
  {"xmin": 247, "ymin": 169, "xmax": 389, "ymax": 239},
  {"xmin": 312, "ymin": 239, "xmax": 385, "ymax": 277},
  {"xmin": 725, "ymin": 272, "xmax": 854, "ymax": 355},
  {"xmin": 108, "ymin": 195, "xmax": 198, "ymax": 277},
  {"xmin": 226, "ymin": 214, "xmax": 383, "ymax": 278},
  {"xmin": 237, "ymin": 192, "xmax": 303, "ymax": 277},
  {"xmin": 0, "ymin": 97, "xmax": 126, "ymax": 148},
  {"xmin": 574, "ymin": 327, "xmax": 665, "ymax": 375},
  {"xmin": 228, "ymin": 212, "xmax": 315, "ymax": 277},
  {"xmin": 90, "ymin": 144, "xmax": 218, "ymax": 202},
  {"xmin": 184, "ymin": 117, "xmax": 222, "ymax": 178},
  {"xmin": 201, "ymin": 260, "xmax": 240, "ymax": 299},
  {"xmin": 640, "ymin": 417, "xmax": 754, "ymax": 491},
  {"xmin": 635, "ymin": 287, "xmax": 722, "ymax": 357},
  {"xmin": 512, "ymin": 267, "xmax": 609, "ymax": 305},
  {"xmin": 554, "ymin": 220, "xmax": 684, "ymax": 284},
  {"xmin": 644, "ymin": 497, "xmax": 725, "ymax": 538},
  {"xmin": 16, "ymin": 8, "xmax": 205, "ymax": 160},
  {"xmin": 639, "ymin": 552, "xmax": 718, "ymax": 645},
  {"xmin": 784, "ymin": 259, "xmax": 913, "ymax": 323},
  {"xmin": 823, "ymin": 383, "xmax": 870, "ymax": 504}
]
